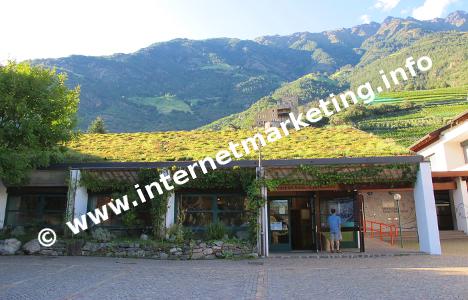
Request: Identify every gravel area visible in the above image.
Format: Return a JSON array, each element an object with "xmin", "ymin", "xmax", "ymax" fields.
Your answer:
[{"xmin": 0, "ymin": 253, "xmax": 467, "ymax": 300}]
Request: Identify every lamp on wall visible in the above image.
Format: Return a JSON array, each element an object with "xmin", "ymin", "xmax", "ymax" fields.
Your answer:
[
  {"xmin": 389, "ymin": 192, "xmax": 403, "ymax": 248},
  {"xmin": 391, "ymin": 193, "xmax": 402, "ymax": 202}
]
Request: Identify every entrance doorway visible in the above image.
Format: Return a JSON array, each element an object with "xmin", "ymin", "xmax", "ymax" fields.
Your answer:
[
  {"xmin": 268, "ymin": 197, "xmax": 316, "ymax": 251},
  {"xmin": 434, "ymin": 190, "xmax": 454, "ymax": 230},
  {"xmin": 267, "ymin": 191, "xmax": 361, "ymax": 252}
]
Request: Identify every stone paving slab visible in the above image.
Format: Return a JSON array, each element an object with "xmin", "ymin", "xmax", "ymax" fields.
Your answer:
[{"xmin": 0, "ymin": 255, "xmax": 467, "ymax": 300}]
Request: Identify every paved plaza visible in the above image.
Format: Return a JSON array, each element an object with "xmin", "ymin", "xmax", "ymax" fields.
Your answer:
[{"xmin": 0, "ymin": 252, "xmax": 467, "ymax": 300}]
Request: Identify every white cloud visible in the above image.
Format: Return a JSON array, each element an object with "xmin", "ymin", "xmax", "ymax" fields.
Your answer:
[
  {"xmin": 374, "ymin": 0, "xmax": 400, "ymax": 11},
  {"xmin": 412, "ymin": 0, "xmax": 457, "ymax": 20},
  {"xmin": 360, "ymin": 14, "xmax": 371, "ymax": 24}
]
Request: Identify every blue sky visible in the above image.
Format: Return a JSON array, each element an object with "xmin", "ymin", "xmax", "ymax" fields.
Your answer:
[{"xmin": 0, "ymin": 0, "xmax": 466, "ymax": 61}]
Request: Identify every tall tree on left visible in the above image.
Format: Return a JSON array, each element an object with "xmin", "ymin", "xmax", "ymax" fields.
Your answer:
[{"xmin": 0, "ymin": 62, "xmax": 80, "ymax": 184}]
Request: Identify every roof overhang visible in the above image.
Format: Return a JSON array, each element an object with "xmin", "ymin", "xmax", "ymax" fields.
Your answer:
[
  {"xmin": 44, "ymin": 155, "xmax": 424, "ymax": 171},
  {"xmin": 432, "ymin": 171, "xmax": 468, "ymax": 179},
  {"xmin": 410, "ymin": 110, "xmax": 468, "ymax": 152}
]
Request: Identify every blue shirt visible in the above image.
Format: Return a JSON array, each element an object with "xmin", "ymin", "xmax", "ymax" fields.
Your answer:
[{"xmin": 327, "ymin": 214, "xmax": 341, "ymax": 233}]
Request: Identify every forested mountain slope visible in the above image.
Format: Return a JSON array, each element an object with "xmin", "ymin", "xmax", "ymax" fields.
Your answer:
[{"xmin": 34, "ymin": 11, "xmax": 467, "ymax": 132}]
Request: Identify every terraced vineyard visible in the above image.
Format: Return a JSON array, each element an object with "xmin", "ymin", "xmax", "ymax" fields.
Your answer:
[
  {"xmin": 357, "ymin": 86, "xmax": 468, "ymax": 147},
  {"xmin": 374, "ymin": 86, "xmax": 468, "ymax": 104}
]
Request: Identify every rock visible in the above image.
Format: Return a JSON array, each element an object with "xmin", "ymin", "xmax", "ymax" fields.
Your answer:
[
  {"xmin": 82, "ymin": 242, "xmax": 99, "ymax": 252},
  {"xmin": 248, "ymin": 253, "xmax": 259, "ymax": 258},
  {"xmin": 192, "ymin": 248, "xmax": 203, "ymax": 253},
  {"xmin": 199, "ymin": 242, "xmax": 207, "ymax": 248},
  {"xmin": 115, "ymin": 251, "xmax": 126, "ymax": 257},
  {"xmin": 22, "ymin": 239, "xmax": 41, "ymax": 254},
  {"xmin": 204, "ymin": 255, "xmax": 216, "ymax": 260},
  {"xmin": 203, "ymin": 248, "xmax": 213, "ymax": 255},
  {"xmin": 191, "ymin": 252, "xmax": 204, "ymax": 260},
  {"xmin": 159, "ymin": 252, "xmax": 169, "ymax": 260},
  {"xmin": 140, "ymin": 234, "xmax": 149, "ymax": 241},
  {"xmin": 169, "ymin": 247, "xmax": 178, "ymax": 254},
  {"xmin": 10, "ymin": 226, "xmax": 25, "ymax": 237},
  {"xmin": 0, "ymin": 238, "xmax": 22, "ymax": 255},
  {"xmin": 39, "ymin": 249, "xmax": 58, "ymax": 256},
  {"xmin": 214, "ymin": 240, "xmax": 224, "ymax": 247},
  {"xmin": 128, "ymin": 249, "xmax": 145, "ymax": 257}
]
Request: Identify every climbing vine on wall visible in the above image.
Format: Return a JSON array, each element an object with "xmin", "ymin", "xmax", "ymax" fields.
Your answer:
[
  {"xmin": 137, "ymin": 168, "xmax": 169, "ymax": 239},
  {"xmin": 263, "ymin": 163, "xmax": 418, "ymax": 188},
  {"xmin": 80, "ymin": 168, "xmax": 169, "ymax": 239},
  {"xmin": 173, "ymin": 167, "xmax": 260, "ymax": 243},
  {"xmin": 78, "ymin": 162, "xmax": 418, "ymax": 243}
]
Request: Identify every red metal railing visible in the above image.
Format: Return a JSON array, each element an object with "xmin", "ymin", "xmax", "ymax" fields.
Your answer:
[{"xmin": 364, "ymin": 220, "xmax": 399, "ymax": 245}]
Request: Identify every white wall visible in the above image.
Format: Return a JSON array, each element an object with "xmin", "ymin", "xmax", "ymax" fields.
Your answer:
[
  {"xmin": 418, "ymin": 122, "xmax": 468, "ymax": 172},
  {"xmin": 453, "ymin": 177, "xmax": 468, "ymax": 234},
  {"xmin": 413, "ymin": 162, "xmax": 442, "ymax": 255},
  {"xmin": 165, "ymin": 192, "xmax": 175, "ymax": 230},
  {"xmin": 0, "ymin": 180, "xmax": 7, "ymax": 229},
  {"xmin": 261, "ymin": 184, "xmax": 269, "ymax": 257},
  {"xmin": 69, "ymin": 170, "xmax": 88, "ymax": 219}
]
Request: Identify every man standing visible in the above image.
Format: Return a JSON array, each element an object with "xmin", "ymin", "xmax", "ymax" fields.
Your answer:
[{"xmin": 327, "ymin": 208, "xmax": 342, "ymax": 253}]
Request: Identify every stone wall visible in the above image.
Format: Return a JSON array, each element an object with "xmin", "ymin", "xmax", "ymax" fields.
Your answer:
[
  {"xmin": 362, "ymin": 191, "xmax": 417, "ymax": 231},
  {"xmin": 0, "ymin": 237, "xmax": 257, "ymax": 260},
  {"xmin": 81, "ymin": 240, "xmax": 256, "ymax": 260}
]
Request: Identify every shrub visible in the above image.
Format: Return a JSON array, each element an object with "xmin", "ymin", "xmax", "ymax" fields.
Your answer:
[
  {"xmin": 206, "ymin": 222, "xmax": 227, "ymax": 240},
  {"xmin": 167, "ymin": 224, "xmax": 192, "ymax": 244},
  {"xmin": 122, "ymin": 211, "xmax": 140, "ymax": 227}
]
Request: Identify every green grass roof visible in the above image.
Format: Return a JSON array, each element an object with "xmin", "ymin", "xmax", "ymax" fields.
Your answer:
[{"xmin": 65, "ymin": 126, "xmax": 412, "ymax": 163}]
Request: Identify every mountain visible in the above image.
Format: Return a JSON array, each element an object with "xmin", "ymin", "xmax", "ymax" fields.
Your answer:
[
  {"xmin": 358, "ymin": 10, "xmax": 468, "ymax": 66},
  {"xmin": 33, "ymin": 11, "xmax": 467, "ymax": 132},
  {"xmin": 255, "ymin": 22, "xmax": 380, "ymax": 73},
  {"xmin": 35, "ymin": 38, "xmax": 316, "ymax": 132},
  {"xmin": 203, "ymin": 30, "xmax": 468, "ymax": 130},
  {"xmin": 349, "ymin": 32, "xmax": 468, "ymax": 90},
  {"xmin": 202, "ymin": 73, "xmax": 344, "ymax": 130}
]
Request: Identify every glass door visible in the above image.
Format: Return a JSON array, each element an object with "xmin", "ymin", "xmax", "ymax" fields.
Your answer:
[
  {"xmin": 290, "ymin": 197, "xmax": 315, "ymax": 250},
  {"xmin": 319, "ymin": 191, "xmax": 359, "ymax": 249},
  {"xmin": 268, "ymin": 199, "xmax": 290, "ymax": 251}
]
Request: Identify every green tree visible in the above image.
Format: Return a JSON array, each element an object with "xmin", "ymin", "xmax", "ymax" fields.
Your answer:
[
  {"xmin": 0, "ymin": 62, "xmax": 79, "ymax": 184},
  {"xmin": 87, "ymin": 116, "xmax": 107, "ymax": 133}
]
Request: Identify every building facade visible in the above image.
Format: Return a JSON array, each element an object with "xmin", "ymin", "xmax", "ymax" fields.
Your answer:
[
  {"xmin": 0, "ymin": 156, "xmax": 442, "ymax": 255},
  {"xmin": 410, "ymin": 111, "xmax": 468, "ymax": 234}
]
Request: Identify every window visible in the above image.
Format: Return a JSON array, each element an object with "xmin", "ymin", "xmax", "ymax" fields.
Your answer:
[
  {"xmin": 88, "ymin": 195, "xmax": 123, "ymax": 226},
  {"xmin": 88, "ymin": 194, "xmax": 152, "ymax": 228},
  {"xmin": 179, "ymin": 195, "xmax": 213, "ymax": 227},
  {"xmin": 462, "ymin": 140, "xmax": 468, "ymax": 163},
  {"xmin": 217, "ymin": 195, "xmax": 247, "ymax": 227},
  {"xmin": 319, "ymin": 196, "xmax": 355, "ymax": 229},
  {"xmin": 6, "ymin": 194, "xmax": 67, "ymax": 227},
  {"xmin": 177, "ymin": 194, "xmax": 247, "ymax": 230}
]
